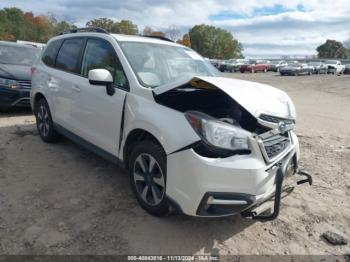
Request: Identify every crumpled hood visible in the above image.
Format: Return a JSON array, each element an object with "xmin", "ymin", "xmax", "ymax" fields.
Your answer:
[{"xmin": 153, "ymin": 76, "xmax": 296, "ymax": 119}]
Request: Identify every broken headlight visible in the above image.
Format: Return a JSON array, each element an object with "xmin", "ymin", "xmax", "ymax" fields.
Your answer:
[{"xmin": 185, "ymin": 111, "xmax": 250, "ymax": 152}]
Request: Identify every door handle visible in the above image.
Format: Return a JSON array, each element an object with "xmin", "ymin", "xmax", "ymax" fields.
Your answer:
[{"xmin": 72, "ymin": 85, "xmax": 81, "ymax": 93}]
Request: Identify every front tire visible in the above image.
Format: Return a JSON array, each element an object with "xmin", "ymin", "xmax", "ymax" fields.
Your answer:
[
  {"xmin": 129, "ymin": 140, "xmax": 170, "ymax": 216},
  {"xmin": 34, "ymin": 98, "xmax": 60, "ymax": 143}
]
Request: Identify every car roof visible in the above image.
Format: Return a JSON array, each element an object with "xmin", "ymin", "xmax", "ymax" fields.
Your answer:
[
  {"xmin": 112, "ymin": 34, "xmax": 181, "ymax": 46},
  {"xmin": 0, "ymin": 41, "xmax": 39, "ymax": 49},
  {"xmin": 49, "ymin": 32, "xmax": 182, "ymax": 48}
]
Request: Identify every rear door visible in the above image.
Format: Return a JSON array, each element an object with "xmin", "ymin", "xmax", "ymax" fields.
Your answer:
[
  {"xmin": 70, "ymin": 38, "xmax": 128, "ymax": 155},
  {"xmin": 48, "ymin": 37, "xmax": 86, "ymax": 131}
]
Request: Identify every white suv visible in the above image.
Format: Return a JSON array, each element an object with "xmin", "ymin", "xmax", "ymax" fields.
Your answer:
[{"xmin": 31, "ymin": 28, "xmax": 311, "ymax": 219}]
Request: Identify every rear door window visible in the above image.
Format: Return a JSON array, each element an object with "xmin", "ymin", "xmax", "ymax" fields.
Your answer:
[
  {"xmin": 42, "ymin": 39, "xmax": 63, "ymax": 67},
  {"xmin": 55, "ymin": 38, "xmax": 85, "ymax": 74}
]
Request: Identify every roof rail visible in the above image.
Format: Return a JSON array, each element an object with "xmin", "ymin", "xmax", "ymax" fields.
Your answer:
[
  {"xmin": 142, "ymin": 35, "xmax": 173, "ymax": 42},
  {"xmin": 59, "ymin": 27, "xmax": 109, "ymax": 35}
]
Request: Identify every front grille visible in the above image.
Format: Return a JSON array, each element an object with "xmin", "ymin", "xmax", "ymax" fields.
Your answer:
[
  {"xmin": 262, "ymin": 133, "xmax": 290, "ymax": 159},
  {"xmin": 259, "ymin": 114, "xmax": 294, "ymax": 125},
  {"xmin": 17, "ymin": 80, "xmax": 32, "ymax": 89}
]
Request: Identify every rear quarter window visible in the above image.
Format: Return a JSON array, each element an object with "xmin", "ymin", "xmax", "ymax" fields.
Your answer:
[{"xmin": 42, "ymin": 39, "xmax": 63, "ymax": 67}]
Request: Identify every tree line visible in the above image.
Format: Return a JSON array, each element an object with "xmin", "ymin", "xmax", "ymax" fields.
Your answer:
[
  {"xmin": 0, "ymin": 7, "xmax": 243, "ymax": 59},
  {"xmin": 1, "ymin": 7, "xmax": 349, "ymax": 59}
]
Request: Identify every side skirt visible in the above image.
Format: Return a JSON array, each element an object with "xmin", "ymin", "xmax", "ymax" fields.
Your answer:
[{"xmin": 53, "ymin": 123, "xmax": 125, "ymax": 168}]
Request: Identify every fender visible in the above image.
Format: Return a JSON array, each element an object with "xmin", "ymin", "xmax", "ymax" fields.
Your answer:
[{"xmin": 119, "ymin": 92, "xmax": 200, "ymax": 159}]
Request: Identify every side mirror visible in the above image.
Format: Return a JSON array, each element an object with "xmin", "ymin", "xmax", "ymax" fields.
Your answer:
[{"xmin": 88, "ymin": 69, "xmax": 115, "ymax": 96}]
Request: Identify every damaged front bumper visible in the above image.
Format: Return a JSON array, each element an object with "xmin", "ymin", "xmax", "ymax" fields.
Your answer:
[
  {"xmin": 241, "ymin": 148, "xmax": 312, "ymax": 220},
  {"xmin": 166, "ymin": 131, "xmax": 312, "ymax": 219}
]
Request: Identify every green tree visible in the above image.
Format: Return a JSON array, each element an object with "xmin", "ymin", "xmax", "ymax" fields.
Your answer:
[
  {"xmin": 316, "ymin": 39, "xmax": 349, "ymax": 59},
  {"xmin": 86, "ymin": 18, "xmax": 138, "ymax": 35},
  {"xmin": 0, "ymin": 8, "xmax": 27, "ymax": 40},
  {"xmin": 0, "ymin": 7, "xmax": 77, "ymax": 43},
  {"xmin": 54, "ymin": 21, "xmax": 75, "ymax": 34},
  {"xmin": 32, "ymin": 15, "xmax": 55, "ymax": 42},
  {"xmin": 112, "ymin": 20, "xmax": 138, "ymax": 35},
  {"xmin": 189, "ymin": 24, "xmax": 243, "ymax": 59},
  {"xmin": 0, "ymin": 9, "xmax": 10, "ymax": 39},
  {"xmin": 86, "ymin": 18, "xmax": 115, "ymax": 32}
]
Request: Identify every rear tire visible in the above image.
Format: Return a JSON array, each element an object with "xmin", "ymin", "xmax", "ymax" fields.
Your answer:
[
  {"xmin": 129, "ymin": 140, "xmax": 170, "ymax": 216},
  {"xmin": 34, "ymin": 98, "xmax": 60, "ymax": 143}
]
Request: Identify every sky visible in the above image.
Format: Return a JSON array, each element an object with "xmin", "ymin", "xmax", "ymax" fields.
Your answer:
[{"xmin": 1, "ymin": 0, "xmax": 350, "ymax": 58}]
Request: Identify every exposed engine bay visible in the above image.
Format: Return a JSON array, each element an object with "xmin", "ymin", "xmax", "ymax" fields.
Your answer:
[
  {"xmin": 154, "ymin": 84, "xmax": 270, "ymax": 135},
  {"xmin": 153, "ymin": 82, "xmax": 277, "ymax": 158}
]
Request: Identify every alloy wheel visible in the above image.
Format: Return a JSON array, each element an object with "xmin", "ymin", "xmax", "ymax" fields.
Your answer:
[
  {"xmin": 133, "ymin": 153, "xmax": 165, "ymax": 206},
  {"xmin": 37, "ymin": 105, "xmax": 50, "ymax": 137}
]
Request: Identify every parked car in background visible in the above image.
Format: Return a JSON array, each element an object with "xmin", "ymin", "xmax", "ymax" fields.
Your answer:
[
  {"xmin": 324, "ymin": 60, "xmax": 345, "ymax": 75},
  {"xmin": 16, "ymin": 40, "xmax": 46, "ymax": 49},
  {"xmin": 228, "ymin": 59, "xmax": 249, "ymax": 72},
  {"xmin": 308, "ymin": 62, "xmax": 327, "ymax": 74},
  {"xmin": 280, "ymin": 63, "xmax": 314, "ymax": 76},
  {"xmin": 218, "ymin": 60, "xmax": 231, "ymax": 72},
  {"xmin": 209, "ymin": 59, "xmax": 220, "ymax": 69},
  {"xmin": 0, "ymin": 41, "xmax": 41, "ymax": 111},
  {"xmin": 344, "ymin": 64, "xmax": 350, "ymax": 74},
  {"xmin": 240, "ymin": 60, "xmax": 269, "ymax": 73},
  {"xmin": 269, "ymin": 60, "xmax": 288, "ymax": 72},
  {"xmin": 218, "ymin": 59, "xmax": 247, "ymax": 72}
]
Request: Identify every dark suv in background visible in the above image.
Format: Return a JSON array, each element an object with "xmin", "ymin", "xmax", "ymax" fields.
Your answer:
[{"xmin": 0, "ymin": 41, "xmax": 41, "ymax": 111}]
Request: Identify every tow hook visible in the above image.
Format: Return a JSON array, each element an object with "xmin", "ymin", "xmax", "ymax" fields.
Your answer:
[
  {"xmin": 241, "ymin": 150, "xmax": 313, "ymax": 221},
  {"xmin": 297, "ymin": 170, "xmax": 313, "ymax": 185}
]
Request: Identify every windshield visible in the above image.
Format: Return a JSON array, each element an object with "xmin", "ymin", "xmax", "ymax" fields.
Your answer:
[
  {"xmin": 309, "ymin": 62, "xmax": 321, "ymax": 66},
  {"xmin": 120, "ymin": 42, "xmax": 219, "ymax": 88},
  {"xmin": 0, "ymin": 45, "xmax": 41, "ymax": 66}
]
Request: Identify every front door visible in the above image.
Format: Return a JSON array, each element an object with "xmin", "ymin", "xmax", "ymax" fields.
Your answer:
[{"xmin": 70, "ymin": 38, "xmax": 129, "ymax": 155}]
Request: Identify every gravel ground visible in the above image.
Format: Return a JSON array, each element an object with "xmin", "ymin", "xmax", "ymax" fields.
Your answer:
[{"xmin": 0, "ymin": 72, "xmax": 349, "ymax": 255}]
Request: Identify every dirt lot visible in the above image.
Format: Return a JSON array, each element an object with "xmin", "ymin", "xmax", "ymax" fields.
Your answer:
[{"xmin": 0, "ymin": 73, "xmax": 349, "ymax": 255}]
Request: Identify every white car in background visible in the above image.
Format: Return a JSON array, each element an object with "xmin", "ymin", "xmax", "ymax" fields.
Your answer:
[
  {"xmin": 308, "ymin": 61, "xmax": 328, "ymax": 74},
  {"xmin": 324, "ymin": 60, "xmax": 345, "ymax": 75},
  {"xmin": 30, "ymin": 28, "xmax": 311, "ymax": 219}
]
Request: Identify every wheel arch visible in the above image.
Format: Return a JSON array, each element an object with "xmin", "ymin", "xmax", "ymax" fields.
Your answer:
[
  {"xmin": 32, "ymin": 92, "xmax": 46, "ymax": 112},
  {"xmin": 123, "ymin": 128, "xmax": 165, "ymax": 170}
]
